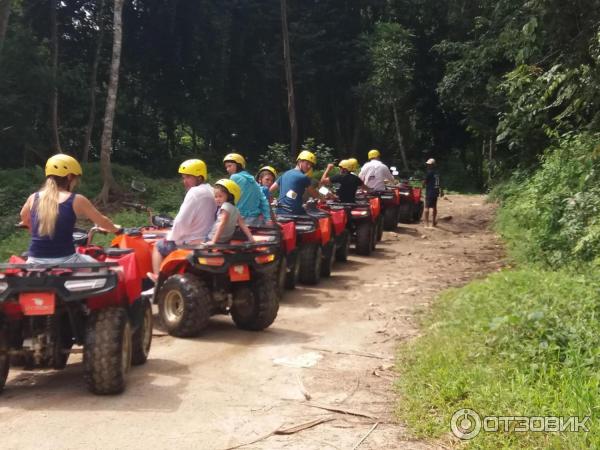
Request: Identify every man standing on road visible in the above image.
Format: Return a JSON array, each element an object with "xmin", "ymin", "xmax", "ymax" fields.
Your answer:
[
  {"xmin": 424, "ymin": 158, "xmax": 442, "ymax": 228},
  {"xmin": 359, "ymin": 149, "xmax": 394, "ymax": 192}
]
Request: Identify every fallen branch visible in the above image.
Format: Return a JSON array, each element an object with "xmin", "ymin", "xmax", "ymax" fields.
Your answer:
[
  {"xmin": 351, "ymin": 422, "xmax": 379, "ymax": 450},
  {"xmin": 302, "ymin": 346, "xmax": 390, "ymax": 360},
  {"xmin": 222, "ymin": 417, "xmax": 334, "ymax": 450},
  {"xmin": 304, "ymin": 402, "xmax": 379, "ymax": 420},
  {"xmin": 295, "ymin": 373, "xmax": 312, "ymax": 400}
]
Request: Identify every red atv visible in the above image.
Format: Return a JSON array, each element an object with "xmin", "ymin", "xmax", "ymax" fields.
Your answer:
[
  {"xmin": 276, "ymin": 208, "xmax": 335, "ymax": 285},
  {"xmin": 354, "ymin": 192, "xmax": 383, "ymax": 252},
  {"xmin": 250, "ymin": 222, "xmax": 299, "ymax": 294},
  {"xmin": 372, "ymin": 187, "xmax": 401, "ymax": 231},
  {"xmin": 154, "ymin": 237, "xmax": 282, "ymax": 338},
  {"xmin": 0, "ymin": 227, "xmax": 152, "ymax": 395},
  {"xmin": 397, "ymin": 180, "xmax": 424, "ymax": 223}
]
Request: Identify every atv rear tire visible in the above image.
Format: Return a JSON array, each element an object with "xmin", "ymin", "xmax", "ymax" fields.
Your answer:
[
  {"xmin": 84, "ymin": 307, "xmax": 132, "ymax": 395},
  {"xmin": 321, "ymin": 241, "xmax": 335, "ymax": 277},
  {"xmin": 157, "ymin": 274, "xmax": 211, "ymax": 338},
  {"xmin": 284, "ymin": 254, "xmax": 300, "ymax": 290},
  {"xmin": 383, "ymin": 206, "xmax": 399, "ymax": 230},
  {"xmin": 131, "ymin": 298, "xmax": 153, "ymax": 365},
  {"xmin": 335, "ymin": 230, "xmax": 350, "ymax": 262},
  {"xmin": 413, "ymin": 201, "xmax": 424, "ymax": 222},
  {"xmin": 299, "ymin": 244, "xmax": 322, "ymax": 284},
  {"xmin": 398, "ymin": 204, "xmax": 413, "ymax": 223},
  {"xmin": 355, "ymin": 223, "xmax": 373, "ymax": 256},
  {"xmin": 0, "ymin": 328, "xmax": 9, "ymax": 393},
  {"xmin": 231, "ymin": 275, "xmax": 279, "ymax": 331}
]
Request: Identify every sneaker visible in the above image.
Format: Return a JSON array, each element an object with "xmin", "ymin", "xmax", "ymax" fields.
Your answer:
[
  {"xmin": 146, "ymin": 272, "xmax": 158, "ymax": 284},
  {"xmin": 141, "ymin": 286, "xmax": 155, "ymax": 297}
]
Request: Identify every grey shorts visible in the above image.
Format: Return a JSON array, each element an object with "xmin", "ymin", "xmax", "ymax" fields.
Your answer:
[
  {"xmin": 156, "ymin": 239, "xmax": 178, "ymax": 257},
  {"xmin": 27, "ymin": 253, "xmax": 98, "ymax": 265}
]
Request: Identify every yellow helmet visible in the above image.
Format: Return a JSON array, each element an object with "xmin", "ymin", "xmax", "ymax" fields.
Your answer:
[
  {"xmin": 296, "ymin": 150, "xmax": 317, "ymax": 165},
  {"xmin": 256, "ymin": 165, "xmax": 277, "ymax": 180},
  {"xmin": 338, "ymin": 159, "xmax": 354, "ymax": 171},
  {"xmin": 45, "ymin": 154, "xmax": 82, "ymax": 177},
  {"xmin": 178, "ymin": 159, "xmax": 207, "ymax": 179},
  {"xmin": 368, "ymin": 149, "xmax": 381, "ymax": 160},
  {"xmin": 347, "ymin": 157, "xmax": 359, "ymax": 171},
  {"xmin": 223, "ymin": 153, "xmax": 246, "ymax": 168},
  {"xmin": 214, "ymin": 178, "xmax": 241, "ymax": 204}
]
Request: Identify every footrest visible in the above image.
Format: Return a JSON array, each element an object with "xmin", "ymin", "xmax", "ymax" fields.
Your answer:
[{"xmin": 104, "ymin": 248, "xmax": 134, "ymax": 257}]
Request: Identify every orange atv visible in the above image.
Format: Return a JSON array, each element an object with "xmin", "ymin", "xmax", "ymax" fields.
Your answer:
[{"xmin": 154, "ymin": 236, "xmax": 282, "ymax": 338}]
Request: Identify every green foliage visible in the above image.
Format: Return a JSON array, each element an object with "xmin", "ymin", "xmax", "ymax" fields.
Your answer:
[
  {"xmin": 397, "ymin": 269, "xmax": 599, "ymax": 448},
  {"xmin": 260, "ymin": 138, "xmax": 335, "ymax": 173},
  {"xmin": 495, "ymin": 132, "xmax": 600, "ymax": 267}
]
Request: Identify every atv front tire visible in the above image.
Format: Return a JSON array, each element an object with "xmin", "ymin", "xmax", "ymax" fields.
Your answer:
[
  {"xmin": 335, "ymin": 230, "xmax": 350, "ymax": 262},
  {"xmin": 383, "ymin": 205, "xmax": 399, "ymax": 230},
  {"xmin": 84, "ymin": 307, "xmax": 132, "ymax": 395},
  {"xmin": 321, "ymin": 241, "xmax": 335, "ymax": 277},
  {"xmin": 299, "ymin": 243, "xmax": 322, "ymax": 284},
  {"xmin": 355, "ymin": 223, "xmax": 372, "ymax": 256},
  {"xmin": 0, "ymin": 328, "xmax": 9, "ymax": 393},
  {"xmin": 284, "ymin": 254, "xmax": 300, "ymax": 290},
  {"xmin": 231, "ymin": 275, "xmax": 279, "ymax": 331},
  {"xmin": 157, "ymin": 274, "xmax": 211, "ymax": 338},
  {"xmin": 131, "ymin": 298, "xmax": 153, "ymax": 365}
]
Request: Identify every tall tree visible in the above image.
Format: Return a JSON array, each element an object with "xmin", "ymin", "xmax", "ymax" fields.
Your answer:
[
  {"xmin": 98, "ymin": 0, "xmax": 124, "ymax": 204},
  {"xmin": 50, "ymin": 0, "xmax": 63, "ymax": 153},
  {"xmin": 0, "ymin": 0, "xmax": 11, "ymax": 58},
  {"xmin": 280, "ymin": 0, "xmax": 298, "ymax": 156},
  {"xmin": 81, "ymin": 0, "xmax": 106, "ymax": 163}
]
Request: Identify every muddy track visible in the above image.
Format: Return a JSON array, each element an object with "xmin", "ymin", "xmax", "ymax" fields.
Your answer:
[{"xmin": 0, "ymin": 195, "xmax": 503, "ymax": 450}]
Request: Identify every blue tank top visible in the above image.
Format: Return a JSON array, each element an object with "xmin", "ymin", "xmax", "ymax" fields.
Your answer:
[{"xmin": 29, "ymin": 192, "xmax": 77, "ymax": 258}]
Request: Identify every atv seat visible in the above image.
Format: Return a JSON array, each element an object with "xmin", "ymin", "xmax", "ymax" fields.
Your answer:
[{"xmin": 104, "ymin": 247, "xmax": 135, "ymax": 257}]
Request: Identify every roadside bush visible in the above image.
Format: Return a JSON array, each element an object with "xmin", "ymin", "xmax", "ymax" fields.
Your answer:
[{"xmin": 494, "ymin": 132, "xmax": 600, "ymax": 267}]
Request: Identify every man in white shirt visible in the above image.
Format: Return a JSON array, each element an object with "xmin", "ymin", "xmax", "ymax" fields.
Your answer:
[
  {"xmin": 359, "ymin": 149, "xmax": 394, "ymax": 191},
  {"xmin": 150, "ymin": 159, "xmax": 216, "ymax": 276}
]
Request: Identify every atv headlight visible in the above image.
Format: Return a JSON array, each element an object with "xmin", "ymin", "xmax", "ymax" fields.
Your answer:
[
  {"xmin": 64, "ymin": 278, "xmax": 107, "ymax": 292},
  {"xmin": 0, "ymin": 281, "xmax": 7, "ymax": 294}
]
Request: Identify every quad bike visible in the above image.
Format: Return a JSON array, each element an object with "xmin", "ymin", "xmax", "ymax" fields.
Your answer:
[
  {"xmin": 0, "ymin": 227, "xmax": 152, "ymax": 395},
  {"xmin": 154, "ymin": 237, "xmax": 282, "ymax": 338},
  {"xmin": 397, "ymin": 180, "xmax": 424, "ymax": 223},
  {"xmin": 319, "ymin": 193, "xmax": 381, "ymax": 257},
  {"xmin": 372, "ymin": 186, "xmax": 401, "ymax": 231},
  {"xmin": 354, "ymin": 191, "xmax": 383, "ymax": 252},
  {"xmin": 276, "ymin": 206, "xmax": 335, "ymax": 285},
  {"xmin": 249, "ymin": 221, "xmax": 299, "ymax": 295},
  {"xmin": 111, "ymin": 201, "xmax": 174, "ymax": 284}
]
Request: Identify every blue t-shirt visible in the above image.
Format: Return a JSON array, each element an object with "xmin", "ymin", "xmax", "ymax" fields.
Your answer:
[
  {"xmin": 276, "ymin": 169, "xmax": 311, "ymax": 215},
  {"xmin": 425, "ymin": 170, "xmax": 440, "ymax": 198},
  {"xmin": 230, "ymin": 170, "xmax": 271, "ymax": 220}
]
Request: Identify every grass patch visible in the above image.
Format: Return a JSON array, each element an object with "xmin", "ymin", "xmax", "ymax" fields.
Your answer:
[{"xmin": 396, "ymin": 269, "xmax": 599, "ymax": 448}]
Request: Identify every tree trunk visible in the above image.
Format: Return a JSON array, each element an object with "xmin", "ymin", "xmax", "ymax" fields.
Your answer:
[
  {"xmin": 280, "ymin": 0, "xmax": 298, "ymax": 157},
  {"xmin": 392, "ymin": 103, "xmax": 409, "ymax": 171},
  {"xmin": 50, "ymin": 0, "xmax": 62, "ymax": 153},
  {"xmin": 0, "ymin": 0, "xmax": 11, "ymax": 59},
  {"xmin": 81, "ymin": 0, "xmax": 106, "ymax": 163},
  {"xmin": 98, "ymin": 0, "xmax": 125, "ymax": 205}
]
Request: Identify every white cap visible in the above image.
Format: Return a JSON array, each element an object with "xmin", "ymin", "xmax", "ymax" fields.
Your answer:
[{"xmin": 426, "ymin": 158, "xmax": 436, "ymax": 165}]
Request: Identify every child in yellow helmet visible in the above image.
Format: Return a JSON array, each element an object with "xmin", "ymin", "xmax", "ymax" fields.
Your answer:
[{"xmin": 206, "ymin": 179, "xmax": 254, "ymax": 244}]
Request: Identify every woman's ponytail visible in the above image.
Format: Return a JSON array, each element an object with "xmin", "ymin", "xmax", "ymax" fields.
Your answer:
[{"xmin": 37, "ymin": 177, "xmax": 60, "ymax": 237}]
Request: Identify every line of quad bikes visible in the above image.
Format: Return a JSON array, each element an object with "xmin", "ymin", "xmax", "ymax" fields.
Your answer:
[{"xmin": 0, "ymin": 180, "xmax": 424, "ymax": 395}]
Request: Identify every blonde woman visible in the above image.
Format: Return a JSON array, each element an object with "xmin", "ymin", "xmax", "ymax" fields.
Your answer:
[{"xmin": 20, "ymin": 154, "xmax": 121, "ymax": 264}]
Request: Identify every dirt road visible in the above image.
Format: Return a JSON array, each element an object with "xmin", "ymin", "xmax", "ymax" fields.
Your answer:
[{"xmin": 1, "ymin": 195, "xmax": 503, "ymax": 450}]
